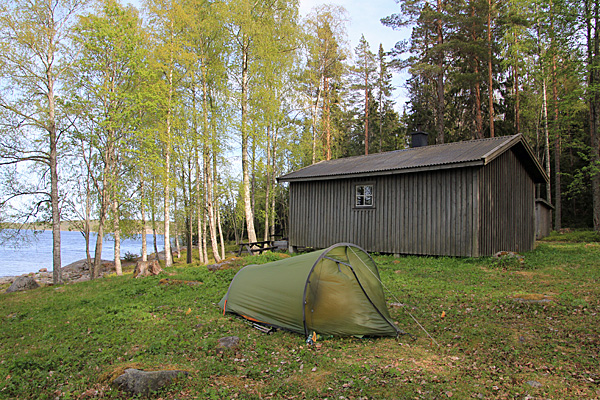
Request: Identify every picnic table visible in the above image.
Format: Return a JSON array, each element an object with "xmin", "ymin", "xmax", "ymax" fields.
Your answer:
[{"xmin": 237, "ymin": 240, "xmax": 276, "ymax": 256}]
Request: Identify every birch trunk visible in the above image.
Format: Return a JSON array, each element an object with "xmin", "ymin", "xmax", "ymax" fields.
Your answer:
[
  {"xmin": 542, "ymin": 78, "xmax": 552, "ymax": 203},
  {"xmin": 264, "ymin": 126, "xmax": 271, "ymax": 241},
  {"xmin": 163, "ymin": 59, "xmax": 173, "ymax": 268},
  {"xmin": 195, "ymin": 147, "xmax": 205, "ymax": 264},
  {"xmin": 241, "ymin": 33, "xmax": 257, "ymax": 243},
  {"xmin": 552, "ymin": 54, "xmax": 561, "ymax": 231},
  {"xmin": 140, "ymin": 179, "xmax": 148, "ymax": 262},
  {"xmin": 112, "ymin": 198, "xmax": 122, "ymax": 275},
  {"xmin": 204, "ymin": 148, "xmax": 221, "ymax": 262},
  {"xmin": 93, "ymin": 152, "xmax": 111, "ymax": 278},
  {"xmin": 46, "ymin": 26, "xmax": 62, "ymax": 284},
  {"xmin": 212, "ymin": 151, "xmax": 225, "ymax": 261},
  {"xmin": 173, "ymin": 196, "xmax": 180, "ymax": 260}
]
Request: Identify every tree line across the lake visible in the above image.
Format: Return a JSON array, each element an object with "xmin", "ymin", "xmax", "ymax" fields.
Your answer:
[{"xmin": 0, "ymin": 0, "xmax": 599, "ymax": 285}]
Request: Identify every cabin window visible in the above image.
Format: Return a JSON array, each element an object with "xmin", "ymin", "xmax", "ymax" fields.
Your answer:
[{"xmin": 355, "ymin": 184, "xmax": 374, "ymax": 208}]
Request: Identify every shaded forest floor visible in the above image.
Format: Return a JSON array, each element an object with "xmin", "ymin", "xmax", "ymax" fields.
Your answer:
[{"xmin": 0, "ymin": 238, "xmax": 599, "ymax": 399}]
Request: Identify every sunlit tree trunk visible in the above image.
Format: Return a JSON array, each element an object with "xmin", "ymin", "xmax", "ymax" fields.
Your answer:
[
  {"xmin": 435, "ymin": 0, "xmax": 445, "ymax": 144},
  {"xmin": 487, "ymin": 0, "xmax": 495, "ymax": 137},
  {"xmin": 140, "ymin": 178, "xmax": 148, "ymax": 262},
  {"xmin": 241, "ymin": 32, "xmax": 258, "ymax": 243},
  {"xmin": 112, "ymin": 198, "xmax": 122, "ymax": 275},
  {"xmin": 588, "ymin": 0, "xmax": 600, "ymax": 231},
  {"xmin": 163, "ymin": 60, "xmax": 174, "ymax": 268},
  {"xmin": 542, "ymin": 78, "xmax": 552, "ymax": 204}
]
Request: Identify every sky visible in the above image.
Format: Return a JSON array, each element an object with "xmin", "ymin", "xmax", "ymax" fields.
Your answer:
[{"xmin": 298, "ymin": 0, "xmax": 411, "ymax": 110}]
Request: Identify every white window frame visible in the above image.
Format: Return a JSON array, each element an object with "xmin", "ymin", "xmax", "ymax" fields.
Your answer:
[{"xmin": 354, "ymin": 183, "xmax": 375, "ymax": 208}]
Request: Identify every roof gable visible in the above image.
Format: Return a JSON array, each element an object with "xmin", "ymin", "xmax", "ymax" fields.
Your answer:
[{"xmin": 278, "ymin": 134, "xmax": 548, "ymax": 184}]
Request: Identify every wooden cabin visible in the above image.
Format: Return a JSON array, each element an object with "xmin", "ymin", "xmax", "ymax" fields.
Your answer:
[{"xmin": 278, "ymin": 134, "xmax": 549, "ymax": 257}]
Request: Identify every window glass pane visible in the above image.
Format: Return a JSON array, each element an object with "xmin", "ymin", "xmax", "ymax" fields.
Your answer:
[{"xmin": 355, "ymin": 184, "xmax": 373, "ymax": 207}]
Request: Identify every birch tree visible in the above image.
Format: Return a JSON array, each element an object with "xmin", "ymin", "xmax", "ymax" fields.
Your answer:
[
  {"xmin": 146, "ymin": 0, "xmax": 190, "ymax": 267},
  {"xmin": 72, "ymin": 0, "xmax": 144, "ymax": 276},
  {"xmin": 0, "ymin": 0, "xmax": 88, "ymax": 284}
]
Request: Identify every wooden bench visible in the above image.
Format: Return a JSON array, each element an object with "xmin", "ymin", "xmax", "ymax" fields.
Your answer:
[{"xmin": 237, "ymin": 240, "xmax": 276, "ymax": 256}]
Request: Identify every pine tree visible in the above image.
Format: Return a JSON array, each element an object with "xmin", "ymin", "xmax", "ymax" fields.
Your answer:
[{"xmin": 351, "ymin": 35, "xmax": 377, "ymax": 155}]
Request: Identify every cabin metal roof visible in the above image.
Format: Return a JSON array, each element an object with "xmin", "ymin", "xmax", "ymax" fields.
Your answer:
[{"xmin": 278, "ymin": 134, "xmax": 548, "ymax": 183}]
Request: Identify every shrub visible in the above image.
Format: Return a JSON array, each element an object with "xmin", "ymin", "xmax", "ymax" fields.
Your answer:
[{"xmin": 123, "ymin": 251, "xmax": 139, "ymax": 262}]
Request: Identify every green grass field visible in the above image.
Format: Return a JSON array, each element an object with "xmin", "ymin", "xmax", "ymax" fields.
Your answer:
[{"xmin": 1, "ymin": 238, "xmax": 599, "ymax": 399}]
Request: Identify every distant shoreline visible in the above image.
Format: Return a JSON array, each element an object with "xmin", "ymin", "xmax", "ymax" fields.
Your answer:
[{"xmin": 1, "ymin": 221, "xmax": 161, "ymax": 235}]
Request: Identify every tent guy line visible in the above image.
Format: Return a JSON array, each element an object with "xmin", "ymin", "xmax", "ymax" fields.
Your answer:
[{"xmin": 347, "ymin": 246, "xmax": 440, "ymax": 347}]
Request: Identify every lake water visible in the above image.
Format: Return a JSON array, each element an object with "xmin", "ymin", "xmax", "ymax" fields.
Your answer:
[{"xmin": 0, "ymin": 230, "xmax": 165, "ymax": 277}]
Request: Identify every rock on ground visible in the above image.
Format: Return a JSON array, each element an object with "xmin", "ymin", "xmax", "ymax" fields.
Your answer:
[
  {"xmin": 218, "ymin": 336, "xmax": 240, "ymax": 350},
  {"xmin": 5, "ymin": 276, "xmax": 40, "ymax": 293},
  {"xmin": 111, "ymin": 368, "xmax": 188, "ymax": 396}
]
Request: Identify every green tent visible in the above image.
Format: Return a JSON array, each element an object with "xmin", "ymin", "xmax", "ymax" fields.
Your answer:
[{"xmin": 219, "ymin": 243, "xmax": 400, "ymax": 337}]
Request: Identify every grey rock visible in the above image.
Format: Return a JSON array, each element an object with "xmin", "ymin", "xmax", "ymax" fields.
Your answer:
[
  {"xmin": 5, "ymin": 276, "xmax": 40, "ymax": 293},
  {"xmin": 526, "ymin": 380, "xmax": 542, "ymax": 388},
  {"xmin": 218, "ymin": 336, "xmax": 240, "ymax": 349},
  {"xmin": 0, "ymin": 276, "xmax": 14, "ymax": 285},
  {"xmin": 112, "ymin": 368, "xmax": 188, "ymax": 396}
]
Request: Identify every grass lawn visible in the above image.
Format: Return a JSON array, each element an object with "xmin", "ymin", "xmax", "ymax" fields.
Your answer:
[{"xmin": 0, "ymin": 239, "xmax": 599, "ymax": 399}]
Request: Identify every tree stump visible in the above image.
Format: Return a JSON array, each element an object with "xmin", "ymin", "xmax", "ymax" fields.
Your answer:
[{"xmin": 133, "ymin": 260, "xmax": 163, "ymax": 278}]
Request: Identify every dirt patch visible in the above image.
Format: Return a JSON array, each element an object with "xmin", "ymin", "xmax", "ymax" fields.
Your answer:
[
  {"xmin": 511, "ymin": 293, "xmax": 555, "ymax": 303},
  {"xmin": 213, "ymin": 375, "xmax": 266, "ymax": 396}
]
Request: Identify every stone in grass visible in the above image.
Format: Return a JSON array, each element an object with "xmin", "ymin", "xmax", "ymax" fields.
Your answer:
[
  {"xmin": 526, "ymin": 380, "xmax": 542, "ymax": 388},
  {"xmin": 5, "ymin": 276, "xmax": 40, "ymax": 293},
  {"xmin": 112, "ymin": 368, "xmax": 188, "ymax": 396},
  {"xmin": 216, "ymin": 336, "xmax": 240, "ymax": 354}
]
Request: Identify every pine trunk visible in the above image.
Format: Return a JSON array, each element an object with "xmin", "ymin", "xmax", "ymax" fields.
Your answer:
[
  {"xmin": 589, "ymin": 0, "xmax": 600, "ymax": 231},
  {"xmin": 487, "ymin": 0, "xmax": 495, "ymax": 137},
  {"xmin": 514, "ymin": 32, "xmax": 521, "ymax": 133},
  {"xmin": 364, "ymin": 71, "xmax": 369, "ymax": 155},
  {"xmin": 324, "ymin": 76, "xmax": 332, "ymax": 159},
  {"xmin": 435, "ymin": 0, "xmax": 445, "ymax": 144}
]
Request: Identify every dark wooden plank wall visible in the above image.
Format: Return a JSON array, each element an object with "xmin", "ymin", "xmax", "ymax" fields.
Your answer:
[
  {"xmin": 535, "ymin": 200, "xmax": 552, "ymax": 239},
  {"xmin": 289, "ymin": 166, "xmax": 480, "ymax": 256},
  {"xmin": 478, "ymin": 149, "xmax": 535, "ymax": 254}
]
